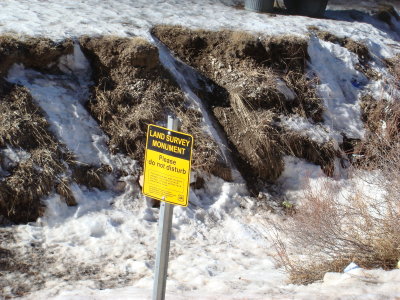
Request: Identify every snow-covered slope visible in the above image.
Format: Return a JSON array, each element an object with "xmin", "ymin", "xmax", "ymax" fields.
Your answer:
[{"xmin": 0, "ymin": 0, "xmax": 400, "ymax": 299}]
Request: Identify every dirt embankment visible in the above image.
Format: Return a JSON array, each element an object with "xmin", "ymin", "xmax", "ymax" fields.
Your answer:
[
  {"xmin": 0, "ymin": 30, "xmax": 343, "ymax": 222},
  {"xmin": 0, "ymin": 37, "xmax": 75, "ymax": 223},
  {"xmin": 0, "ymin": 35, "xmax": 227, "ymax": 223},
  {"xmin": 0, "ymin": 36, "xmax": 73, "ymax": 77},
  {"xmin": 79, "ymin": 36, "xmax": 227, "ymax": 179},
  {"xmin": 152, "ymin": 26, "xmax": 337, "ymax": 191},
  {"xmin": 0, "ymin": 37, "xmax": 110, "ymax": 223}
]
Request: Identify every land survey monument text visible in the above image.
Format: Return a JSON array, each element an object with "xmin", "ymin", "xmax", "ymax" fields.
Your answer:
[{"xmin": 143, "ymin": 124, "xmax": 193, "ymax": 207}]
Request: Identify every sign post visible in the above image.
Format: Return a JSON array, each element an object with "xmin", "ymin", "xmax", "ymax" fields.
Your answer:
[{"xmin": 143, "ymin": 116, "xmax": 193, "ymax": 300}]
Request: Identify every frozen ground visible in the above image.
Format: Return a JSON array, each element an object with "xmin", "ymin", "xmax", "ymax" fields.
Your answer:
[{"xmin": 1, "ymin": 0, "xmax": 400, "ymax": 299}]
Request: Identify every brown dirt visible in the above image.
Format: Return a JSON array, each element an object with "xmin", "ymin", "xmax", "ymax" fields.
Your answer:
[
  {"xmin": 152, "ymin": 25, "xmax": 335, "ymax": 191},
  {"xmin": 79, "ymin": 35, "xmax": 229, "ymax": 179},
  {"xmin": 0, "ymin": 35, "xmax": 73, "ymax": 77}
]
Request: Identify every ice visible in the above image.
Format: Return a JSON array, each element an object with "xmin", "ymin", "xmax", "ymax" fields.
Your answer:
[{"xmin": 155, "ymin": 39, "xmax": 243, "ymax": 182}]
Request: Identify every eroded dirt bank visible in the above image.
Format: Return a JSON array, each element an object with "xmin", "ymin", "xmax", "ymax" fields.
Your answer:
[
  {"xmin": 0, "ymin": 30, "xmax": 347, "ymax": 225},
  {"xmin": 152, "ymin": 26, "xmax": 338, "ymax": 191}
]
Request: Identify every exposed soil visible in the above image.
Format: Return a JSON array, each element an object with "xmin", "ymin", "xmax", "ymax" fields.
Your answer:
[
  {"xmin": 152, "ymin": 25, "xmax": 336, "ymax": 191},
  {"xmin": 0, "ymin": 36, "xmax": 73, "ymax": 77},
  {"xmin": 0, "ymin": 30, "xmax": 341, "ymax": 220}
]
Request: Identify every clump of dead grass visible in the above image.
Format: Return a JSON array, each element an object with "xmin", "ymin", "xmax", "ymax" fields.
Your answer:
[
  {"xmin": 272, "ymin": 90, "xmax": 400, "ymax": 285},
  {"xmin": 273, "ymin": 174, "xmax": 400, "ymax": 284},
  {"xmin": 0, "ymin": 79, "xmax": 73, "ymax": 223},
  {"xmin": 385, "ymin": 54, "xmax": 400, "ymax": 88},
  {"xmin": 358, "ymin": 94, "xmax": 400, "ymax": 168}
]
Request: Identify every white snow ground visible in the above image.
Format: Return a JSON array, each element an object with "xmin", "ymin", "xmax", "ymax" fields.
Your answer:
[{"xmin": 1, "ymin": 0, "xmax": 400, "ymax": 299}]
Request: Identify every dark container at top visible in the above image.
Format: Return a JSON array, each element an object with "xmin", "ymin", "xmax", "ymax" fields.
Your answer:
[{"xmin": 245, "ymin": 0, "xmax": 275, "ymax": 13}]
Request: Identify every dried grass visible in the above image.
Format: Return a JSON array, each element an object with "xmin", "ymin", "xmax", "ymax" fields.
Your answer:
[
  {"xmin": 152, "ymin": 26, "xmax": 331, "ymax": 188},
  {"xmin": 0, "ymin": 78, "xmax": 74, "ymax": 223},
  {"xmin": 385, "ymin": 54, "xmax": 400, "ymax": 88},
  {"xmin": 272, "ymin": 85, "xmax": 400, "ymax": 285},
  {"xmin": 0, "ymin": 37, "xmax": 110, "ymax": 223},
  {"xmin": 273, "ymin": 174, "xmax": 400, "ymax": 285},
  {"xmin": 80, "ymin": 35, "xmax": 227, "ymax": 176}
]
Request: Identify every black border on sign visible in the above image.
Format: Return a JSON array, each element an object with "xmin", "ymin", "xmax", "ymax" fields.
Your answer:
[{"xmin": 142, "ymin": 124, "xmax": 193, "ymax": 207}]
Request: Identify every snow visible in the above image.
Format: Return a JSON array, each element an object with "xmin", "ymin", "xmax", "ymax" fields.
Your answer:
[
  {"xmin": 280, "ymin": 115, "xmax": 341, "ymax": 147},
  {"xmin": 307, "ymin": 36, "xmax": 367, "ymax": 140},
  {"xmin": 0, "ymin": 0, "xmax": 398, "ymax": 58},
  {"xmin": 1, "ymin": 0, "xmax": 400, "ymax": 299}
]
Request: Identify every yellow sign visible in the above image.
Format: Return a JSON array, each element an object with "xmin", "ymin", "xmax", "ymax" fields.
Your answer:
[{"xmin": 142, "ymin": 124, "xmax": 193, "ymax": 207}]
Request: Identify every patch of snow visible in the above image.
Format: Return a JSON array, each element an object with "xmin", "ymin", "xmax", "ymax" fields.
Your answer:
[
  {"xmin": 276, "ymin": 79, "xmax": 297, "ymax": 101},
  {"xmin": 14, "ymin": 173, "xmax": 283, "ymax": 300},
  {"xmin": 278, "ymin": 156, "xmax": 326, "ymax": 192},
  {"xmin": 280, "ymin": 115, "xmax": 341, "ymax": 147},
  {"xmin": 0, "ymin": 145, "xmax": 31, "ymax": 169},
  {"xmin": 308, "ymin": 36, "xmax": 367, "ymax": 140}
]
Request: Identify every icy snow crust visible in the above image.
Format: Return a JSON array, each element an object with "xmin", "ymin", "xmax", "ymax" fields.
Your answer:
[{"xmin": 1, "ymin": 0, "xmax": 400, "ymax": 299}]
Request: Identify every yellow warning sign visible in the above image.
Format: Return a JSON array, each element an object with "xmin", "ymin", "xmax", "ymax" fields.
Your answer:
[{"xmin": 142, "ymin": 124, "xmax": 193, "ymax": 207}]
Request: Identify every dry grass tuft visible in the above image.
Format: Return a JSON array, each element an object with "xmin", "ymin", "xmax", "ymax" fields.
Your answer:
[
  {"xmin": 358, "ymin": 95, "xmax": 400, "ymax": 168},
  {"xmin": 71, "ymin": 164, "xmax": 111, "ymax": 190},
  {"xmin": 284, "ymin": 72, "xmax": 324, "ymax": 122},
  {"xmin": 272, "ymin": 86, "xmax": 400, "ymax": 285},
  {"xmin": 385, "ymin": 54, "xmax": 400, "ymax": 88},
  {"xmin": 0, "ymin": 78, "xmax": 74, "ymax": 223},
  {"xmin": 280, "ymin": 131, "xmax": 337, "ymax": 176}
]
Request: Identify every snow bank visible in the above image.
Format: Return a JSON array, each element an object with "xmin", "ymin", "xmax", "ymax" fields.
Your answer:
[{"xmin": 0, "ymin": 0, "xmax": 398, "ymax": 58}]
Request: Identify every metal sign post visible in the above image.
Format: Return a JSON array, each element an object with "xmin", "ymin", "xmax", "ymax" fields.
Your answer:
[{"xmin": 152, "ymin": 116, "xmax": 179, "ymax": 300}]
